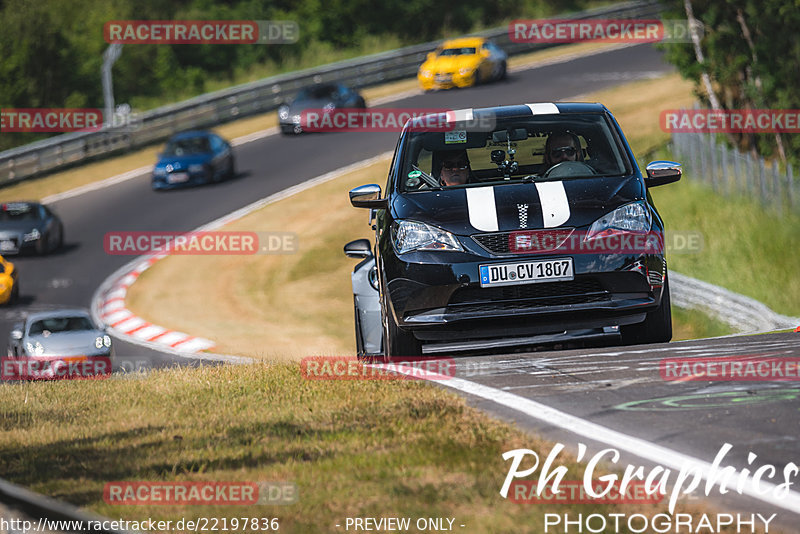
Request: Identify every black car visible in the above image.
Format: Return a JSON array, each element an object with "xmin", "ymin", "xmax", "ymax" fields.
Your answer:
[
  {"xmin": 348, "ymin": 103, "xmax": 681, "ymax": 357},
  {"xmin": 278, "ymin": 83, "xmax": 366, "ymax": 134},
  {"xmin": 0, "ymin": 202, "xmax": 64, "ymax": 255}
]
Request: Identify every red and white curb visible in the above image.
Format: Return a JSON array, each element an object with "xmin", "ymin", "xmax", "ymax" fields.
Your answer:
[
  {"xmin": 97, "ymin": 253, "xmax": 216, "ymax": 354},
  {"xmin": 91, "ymin": 152, "xmax": 393, "ymax": 362}
]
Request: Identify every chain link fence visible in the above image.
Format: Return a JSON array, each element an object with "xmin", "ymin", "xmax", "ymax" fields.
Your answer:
[{"xmin": 671, "ymin": 131, "xmax": 797, "ymax": 216}]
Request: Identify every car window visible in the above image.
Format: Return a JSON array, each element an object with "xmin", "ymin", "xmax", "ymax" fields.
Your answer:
[
  {"xmin": 164, "ymin": 137, "xmax": 211, "ymax": 156},
  {"xmin": 297, "ymin": 85, "xmax": 337, "ymax": 101},
  {"xmin": 0, "ymin": 203, "xmax": 40, "ymax": 221},
  {"xmin": 28, "ymin": 316, "xmax": 95, "ymax": 335},
  {"xmin": 398, "ymin": 113, "xmax": 629, "ymax": 192},
  {"xmin": 209, "ymin": 135, "xmax": 224, "ymax": 151},
  {"xmin": 439, "ymin": 47, "xmax": 477, "ymax": 56}
]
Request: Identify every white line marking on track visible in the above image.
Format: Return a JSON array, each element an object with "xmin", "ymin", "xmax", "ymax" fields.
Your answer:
[{"xmin": 377, "ymin": 364, "xmax": 800, "ymax": 515}]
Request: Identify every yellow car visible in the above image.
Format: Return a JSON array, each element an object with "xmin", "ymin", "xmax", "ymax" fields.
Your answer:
[
  {"xmin": 0, "ymin": 255, "xmax": 19, "ymax": 305},
  {"xmin": 417, "ymin": 37, "xmax": 508, "ymax": 91}
]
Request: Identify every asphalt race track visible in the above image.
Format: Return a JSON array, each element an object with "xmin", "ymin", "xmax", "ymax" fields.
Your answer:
[{"xmin": 5, "ymin": 43, "xmax": 800, "ymax": 526}]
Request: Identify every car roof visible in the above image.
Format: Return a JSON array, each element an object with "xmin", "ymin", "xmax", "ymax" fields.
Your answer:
[
  {"xmin": 404, "ymin": 102, "xmax": 610, "ymax": 131},
  {"xmin": 169, "ymin": 130, "xmax": 214, "ymax": 141},
  {"xmin": 441, "ymin": 37, "xmax": 485, "ymax": 48},
  {"xmin": 25, "ymin": 309, "xmax": 94, "ymax": 324}
]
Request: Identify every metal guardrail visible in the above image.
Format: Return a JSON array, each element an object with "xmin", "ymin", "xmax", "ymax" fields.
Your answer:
[{"xmin": 0, "ymin": 0, "xmax": 662, "ymax": 187}]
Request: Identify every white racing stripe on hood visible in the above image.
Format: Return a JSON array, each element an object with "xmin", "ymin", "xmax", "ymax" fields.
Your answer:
[
  {"xmin": 535, "ymin": 181, "xmax": 570, "ymax": 227},
  {"xmin": 466, "ymin": 187, "xmax": 499, "ymax": 232}
]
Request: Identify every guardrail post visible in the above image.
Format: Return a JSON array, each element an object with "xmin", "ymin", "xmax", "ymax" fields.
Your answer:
[
  {"xmin": 788, "ymin": 163, "xmax": 795, "ymax": 210},
  {"xmin": 732, "ymin": 148, "xmax": 741, "ymax": 196},
  {"xmin": 720, "ymin": 142, "xmax": 728, "ymax": 195}
]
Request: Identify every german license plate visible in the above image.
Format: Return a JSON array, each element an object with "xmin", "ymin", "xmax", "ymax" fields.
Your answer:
[
  {"xmin": 168, "ymin": 172, "xmax": 189, "ymax": 184},
  {"xmin": 479, "ymin": 258, "xmax": 574, "ymax": 287}
]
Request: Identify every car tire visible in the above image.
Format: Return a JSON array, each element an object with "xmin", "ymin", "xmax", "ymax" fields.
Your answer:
[
  {"xmin": 51, "ymin": 225, "xmax": 63, "ymax": 253},
  {"xmin": 10, "ymin": 281, "xmax": 19, "ymax": 304},
  {"xmin": 474, "ymin": 70, "xmax": 482, "ymax": 86},
  {"xmin": 622, "ymin": 275, "xmax": 672, "ymax": 345},
  {"xmin": 381, "ymin": 291, "xmax": 422, "ymax": 359},
  {"xmin": 498, "ymin": 61, "xmax": 508, "ymax": 80},
  {"xmin": 226, "ymin": 157, "xmax": 236, "ymax": 180}
]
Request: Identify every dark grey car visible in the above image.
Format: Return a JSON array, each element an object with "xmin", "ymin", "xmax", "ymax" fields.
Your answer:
[
  {"xmin": 278, "ymin": 83, "xmax": 366, "ymax": 134},
  {"xmin": 0, "ymin": 201, "xmax": 64, "ymax": 255}
]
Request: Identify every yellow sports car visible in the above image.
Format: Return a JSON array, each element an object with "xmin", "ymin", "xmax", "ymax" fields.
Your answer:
[
  {"xmin": 417, "ymin": 37, "xmax": 508, "ymax": 91},
  {"xmin": 0, "ymin": 255, "xmax": 18, "ymax": 305}
]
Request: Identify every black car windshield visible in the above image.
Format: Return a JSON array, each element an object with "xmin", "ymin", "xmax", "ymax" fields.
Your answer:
[
  {"xmin": 29, "ymin": 316, "xmax": 95, "ymax": 335},
  {"xmin": 164, "ymin": 137, "xmax": 211, "ymax": 156},
  {"xmin": 439, "ymin": 47, "xmax": 477, "ymax": 56},
  {"xmin": 0, "ymin": 203, "xmax": 39, "ymax": 221},
  {"xmin": 398, "ymin": 113, "xmax": 630, "ymax": 192}
]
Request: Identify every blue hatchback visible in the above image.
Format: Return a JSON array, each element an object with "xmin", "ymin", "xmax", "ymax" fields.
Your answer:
[{"xmin": 152, "ymin": 131, "xmax": 235, "ymax": 190}]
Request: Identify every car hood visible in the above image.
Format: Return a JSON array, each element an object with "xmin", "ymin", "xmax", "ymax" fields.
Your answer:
[
  {"xmin": 0, "ymin": 220, "xmax": 41, "ymax": 233},
  {"xmin": 155, "ymin": 154, "xmax": 212, "ymax": 168},
  {"xmin": 288, "ymin": 98, "xmax": 336, "ymax": 113},
  {"xmin": 392, "ymin": 175, "xmax": 645, "ymax": 234},
  {"xmin": 27, "ymin": 331, "xmax": 104, "ymax": 355},
  {"xmin": 425, "ymin": 56, "xmax": 480, "ymax": 73}
]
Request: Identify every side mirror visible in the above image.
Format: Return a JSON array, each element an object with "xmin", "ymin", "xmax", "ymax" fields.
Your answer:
[
  {"xmin": 349, "ymin": 184, "xmax": 387, "ymax": 209},
  {"xmin": 645, "ymin": 161, "xmax": 682, "ymax": 187},
  {"xmin": 344, "ymin": 239, "xmax": 373, "ymax": 259},
  {"xmin": 10, "ymin": 329, "xmax": 23, "ymax": 341}
]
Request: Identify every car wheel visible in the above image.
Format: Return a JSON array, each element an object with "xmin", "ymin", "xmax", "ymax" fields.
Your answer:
[
  {"xmin": 474, "ymin": 69, "xmax": 482, "ymax": 86},
  {"xmin": 381, "ymin": 291, "xmax": 421, "ymax": 359},
  {"xmin": 10, "ymin": 281, "xmax": 19, "ymax": 304},
  {"xmin": 226, "ymin": 157, "xmax": 236, "ymax": 180},
  {"xmin": 50, "ymin": 225, "xmax": 63, "ymax": 253},
  {"xmin": 35, "ymin": 234, "xmax": 47, "ymax": 255},
  {"xmin": 622, "ymin": 275, "xmax": 672, "ymax": 345},
  {"xmin": 498, "ymin": 61, "xmax": 508, "ymax": 80}
]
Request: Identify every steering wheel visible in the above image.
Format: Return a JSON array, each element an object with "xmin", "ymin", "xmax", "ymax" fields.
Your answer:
[{"xmin": 543, "ymin": 161, "xmax": 597, "ymax": 179}]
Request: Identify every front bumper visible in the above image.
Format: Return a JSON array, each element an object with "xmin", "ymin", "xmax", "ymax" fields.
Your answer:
[
  {"xmin": 418, "ymin": 71, "xmax": 475, "ymax": 90},
  {"xmin": 151, "ymin": 169, "xmax": 209, "ymax": 190},
  {"xmin": 383, "ymin": 248, "xmax": 666, "ymax": 346}
]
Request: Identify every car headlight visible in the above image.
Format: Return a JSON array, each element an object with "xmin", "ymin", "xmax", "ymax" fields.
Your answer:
[
  {"xmin": 0, "ymin": 283, "xmax": 6, "ymax": 291},
  {"xmin": 585, "ymin": 201, "xmax": 652, "ymax": 241},
  {"xmin": 23, "ymin": 229, "xmax": 41, "ymax": 242},
  {"xmin": 104, "ymin": 335, "xmax": 112, "ymax": 348},
  {"xmin": 459, "ymin": 67, "xmax": 473, "ymax": 76},
  {"xmin": 188, "ymin": 164, "xmax": 205, "ymax": 174},
  {"xmin": 153, "ymin": 167, "xmax": 166, "ymax": 177},
  {"xmin": 393, "ymin": 221, "xmax": 463, "ymax": 254},
  {"xmin": 323, "ymin": 102, "xmax": 335, "ymax": 112},
  {"xmin": 278, "ymin": 105, "xmax": 289, "ymax": 120},
  {"xmin": 26, "ymin": 342, "xmax": 45, "ymax": 355},
  {"xmin": 419, "ymin": 69, "xmax": 431, "ymax": 77}
]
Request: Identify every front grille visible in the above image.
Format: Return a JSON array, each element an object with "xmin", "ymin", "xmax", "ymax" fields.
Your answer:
[
  {"xmin": 473, "ymin": 228, "xmax": 575, "ymax": 255},
  {"xmin": 450, "ymin": 278, "xmax": 608, "ymax": 304}
]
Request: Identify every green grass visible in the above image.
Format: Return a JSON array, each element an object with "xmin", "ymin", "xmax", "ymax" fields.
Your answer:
[
  {"xmin": 0, "ymin": 364, "xmax": 746, "ymax": 533},
  {"xmin": 648, "ymin": 147, "xmax": 800, "ymax": 318}
]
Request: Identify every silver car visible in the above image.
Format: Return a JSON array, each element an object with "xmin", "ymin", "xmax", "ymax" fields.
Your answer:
[
  {"xmin": 344, "ymin": 239, "xmax": 382, "ymax": 359},
  {"xmin": 4, "ymin": 309, "xmax": 112, "ymax": 380}
]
